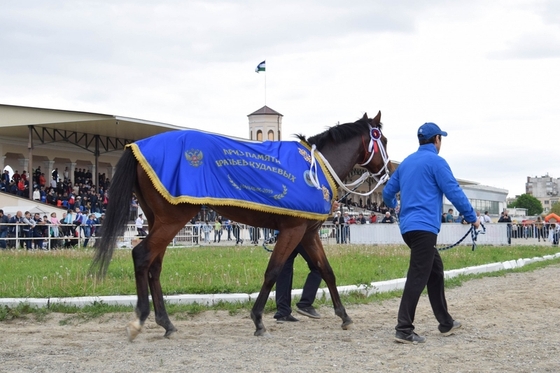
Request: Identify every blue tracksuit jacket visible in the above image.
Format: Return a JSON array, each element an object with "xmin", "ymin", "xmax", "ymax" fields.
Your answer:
[{"xmin": 382, "ymin": 143, "xmax": 476, "ymax": 235}]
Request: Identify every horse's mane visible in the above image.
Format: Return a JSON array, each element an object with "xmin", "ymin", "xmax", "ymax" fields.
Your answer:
[{"xmin": 295, "ymin": 116, "xmax": 382, "ymax": 151}]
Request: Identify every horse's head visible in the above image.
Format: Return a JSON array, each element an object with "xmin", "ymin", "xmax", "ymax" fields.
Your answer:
[
  {"xmin": 358, "ymin": 111, "xmax": 393, "ymax": 183},
  {"xmin": 296, "ymin": 111, "xmax": 393, "ymax": 197}
]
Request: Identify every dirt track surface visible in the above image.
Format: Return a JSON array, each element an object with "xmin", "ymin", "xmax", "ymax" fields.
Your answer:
[{"xmin": 2, "ymin": 265, "xmax": 560, "ymax": 373}]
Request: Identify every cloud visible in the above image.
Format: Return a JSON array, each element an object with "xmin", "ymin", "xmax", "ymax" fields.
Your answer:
[
  {"xmin": 490, "ymin": 32, "xmax": 560, "ymax": 59},
  {"xmin": 540, "ymin": 0, "xmax": 560, "ymax": 25},
  {"xmin": 487, "ymin": 0, "xmax": 560, "ymax": 60},
  {"xmin": 0, "ymin": 1, "xmax": 450, "ymax": 70}
]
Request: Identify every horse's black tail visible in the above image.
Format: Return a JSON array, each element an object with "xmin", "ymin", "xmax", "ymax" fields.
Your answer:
[{"xmin": 91, "ymin": 147, "xmax": 138, "ymax": 277}]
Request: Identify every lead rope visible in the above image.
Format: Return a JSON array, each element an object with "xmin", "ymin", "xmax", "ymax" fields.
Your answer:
[{"xmin": 437, "ymin": 223, "xmax": 486, "ymax": 252}]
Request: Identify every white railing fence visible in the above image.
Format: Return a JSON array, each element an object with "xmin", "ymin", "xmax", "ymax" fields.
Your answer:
[{"xmin": 0, "ymin": 222, "xmax": 554, "ymax": 250}]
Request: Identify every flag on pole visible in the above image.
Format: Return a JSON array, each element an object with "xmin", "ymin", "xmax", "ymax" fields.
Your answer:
[{"xmin": 255, "ymin": 60, "xmax": 266, "ymax": 73}]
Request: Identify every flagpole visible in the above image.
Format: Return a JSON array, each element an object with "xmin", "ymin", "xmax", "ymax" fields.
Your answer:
[{"xmin": 255, "ymin": 60, "xmax": 267, "ymax": 106}]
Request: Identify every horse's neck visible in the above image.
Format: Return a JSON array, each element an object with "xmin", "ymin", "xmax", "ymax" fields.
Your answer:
[{"xmin": 319, "ymin": 142, "xmax": 360, "ymax": 180}]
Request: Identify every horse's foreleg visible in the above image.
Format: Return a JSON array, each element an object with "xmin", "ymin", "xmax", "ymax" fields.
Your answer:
[
  {"xmin": 251, "ymin": 261, "xmax": 285, "ymax": 336},
  {"xmin": 127, "ymin": 240, "xmax": 152, "ymax": 341},
  {"xmin": 303, "ymin": 234, "xmax": 353, "ymax": 330},
  {"xmin": 148, "ymin": 255, "xmax": 177, "ymax": 338}
]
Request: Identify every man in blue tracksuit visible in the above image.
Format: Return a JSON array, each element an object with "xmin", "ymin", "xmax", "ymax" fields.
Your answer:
[{"xmin": 383, "ymin": 122, "xmax": 480, "ymax": 344}]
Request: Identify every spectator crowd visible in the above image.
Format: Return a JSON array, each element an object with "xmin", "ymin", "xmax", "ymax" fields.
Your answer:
[
  {"xmin": 1, "ymin": 166, "xmax": 110, "ymax": 213},
  {"xmin": 0, "ymin": 166, "xmax": 110, "ymax": 250}
]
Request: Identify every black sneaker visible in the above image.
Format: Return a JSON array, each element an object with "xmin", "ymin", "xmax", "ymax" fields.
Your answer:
[
  {"xmin": 394, "ymin": 331, "xmax": 426, "ymax": 344},
  {"xmin": 439, "ymin": 320, "xmax": 462, "ymax": 336},
  {"xmin": 296, "ymin": 306, "xmax": 321, "ymax": 319},
  {"xmin": 275, "ymin": 314, "xmax": 299, "ymax": 323}
]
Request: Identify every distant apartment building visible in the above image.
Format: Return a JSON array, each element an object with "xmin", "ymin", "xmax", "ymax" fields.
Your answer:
[
  {"xmin": 526, "ymin": 175, "xmax": 560, "ymax": 213},
  {"xmin": 443, "ymin": 183, "xmax": 508, "ymax": 219}
]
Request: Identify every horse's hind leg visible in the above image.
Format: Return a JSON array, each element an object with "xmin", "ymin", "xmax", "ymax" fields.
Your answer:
[
  {"xmin": 148, "ymin": 253, "xmax": 177, "ymax": 338},
  {"xmin": 146, "ymin": 210, "xmax": 199, "ymax": 337},
  {"xmin": 127, "ymin": 206, "xmax": 194, "ymax": 341},
  {"xmin": 128, "ymin": 236, "xmax": 179, "ymax": 341},
  {"xmin": 127, "ymin": 238, "xmax": 152, "ymax": 341}
]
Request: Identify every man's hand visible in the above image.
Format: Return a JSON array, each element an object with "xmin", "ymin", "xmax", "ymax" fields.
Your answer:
[
  {"xmin": 331, "ymin": 201, "xmax": 340, "ymax": 213},
  {"xmin": 471, "ymin": 220, "xmax": 480, "ymax": 229}
]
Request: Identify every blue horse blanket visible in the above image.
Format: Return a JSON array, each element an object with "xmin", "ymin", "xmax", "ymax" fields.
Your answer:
[{"xmin": 128, "ymin": 130, "xmax": 337, "ymax": 220}]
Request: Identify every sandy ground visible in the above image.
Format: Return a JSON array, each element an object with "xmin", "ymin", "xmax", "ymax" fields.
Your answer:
[{"xmin": 1, "ymin": 265, "xmax": 560, "ymax": 373}]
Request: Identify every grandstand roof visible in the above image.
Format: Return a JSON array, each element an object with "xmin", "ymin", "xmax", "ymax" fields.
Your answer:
[{"xmin": 0, "ymin": 104, "xmax": 184, "ymax": 151}]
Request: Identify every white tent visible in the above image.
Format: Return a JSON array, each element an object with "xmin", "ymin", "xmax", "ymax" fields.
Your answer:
[{"xmin": 1, "ymin": 205, "xmax": 54, "ymax": 216}]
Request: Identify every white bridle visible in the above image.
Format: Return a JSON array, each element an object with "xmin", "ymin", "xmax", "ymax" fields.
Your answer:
[{"xmin": 309, "ymin": 125, "xmax": 391, "ymax": 198}]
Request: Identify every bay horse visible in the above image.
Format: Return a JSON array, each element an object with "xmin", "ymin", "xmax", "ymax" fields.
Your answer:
[{"xmin": 92, "ymin": 111, "xmax": 392, "ymax": 340}]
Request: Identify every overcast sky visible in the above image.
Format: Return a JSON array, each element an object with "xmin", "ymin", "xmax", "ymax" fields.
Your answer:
[{"xmin": 1, "ymin": 0, "xmax": 559, "ymax": 197}]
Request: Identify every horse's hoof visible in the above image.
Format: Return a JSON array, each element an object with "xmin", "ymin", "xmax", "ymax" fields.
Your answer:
[
  {"xmin": 254, "ymin": 328, "xmax": 268, "ymax": 337},
  {"xmin": 341, "ymin": 320, "xmax": 354, "ymax": 330},
  {"xmin": 164, "ymin": 327, "xmax": 178, "ymax": 339},
  {"xmin": 126, "ymin": 320, "xmax": 142, "ymax": 342}
]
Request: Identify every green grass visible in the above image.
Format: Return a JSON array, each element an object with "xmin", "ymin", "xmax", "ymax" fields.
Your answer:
[
  {"xmin": 1, "ymin": 244, "xmax": 559, "ymax": 298},
  {"xmin": 0, "ymin": 244, "xmax": 559, "ymax": 321}
]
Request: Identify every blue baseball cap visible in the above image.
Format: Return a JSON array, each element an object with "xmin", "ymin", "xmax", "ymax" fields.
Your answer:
[{"xmin": 417, "ymin": 122, "xmax": 448, "ymax": 140}]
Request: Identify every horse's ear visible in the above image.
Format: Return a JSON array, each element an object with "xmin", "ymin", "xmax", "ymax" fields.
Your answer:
[
  {"xmin": 372, "ymin": 110, "xmax": 381, "ymax": 125},
  {"xmin": 362, "ymin": 113, "xmax": 368, "ymax": 120}
]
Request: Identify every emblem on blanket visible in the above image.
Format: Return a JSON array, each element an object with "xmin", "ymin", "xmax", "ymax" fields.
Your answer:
[
  {"xmin": 128, "ymin": 130, "xmax": 337, "ymax": 219},
  {"xmin": 185, "ymin": 149, "xmax": 203, "ymax": 167}
]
